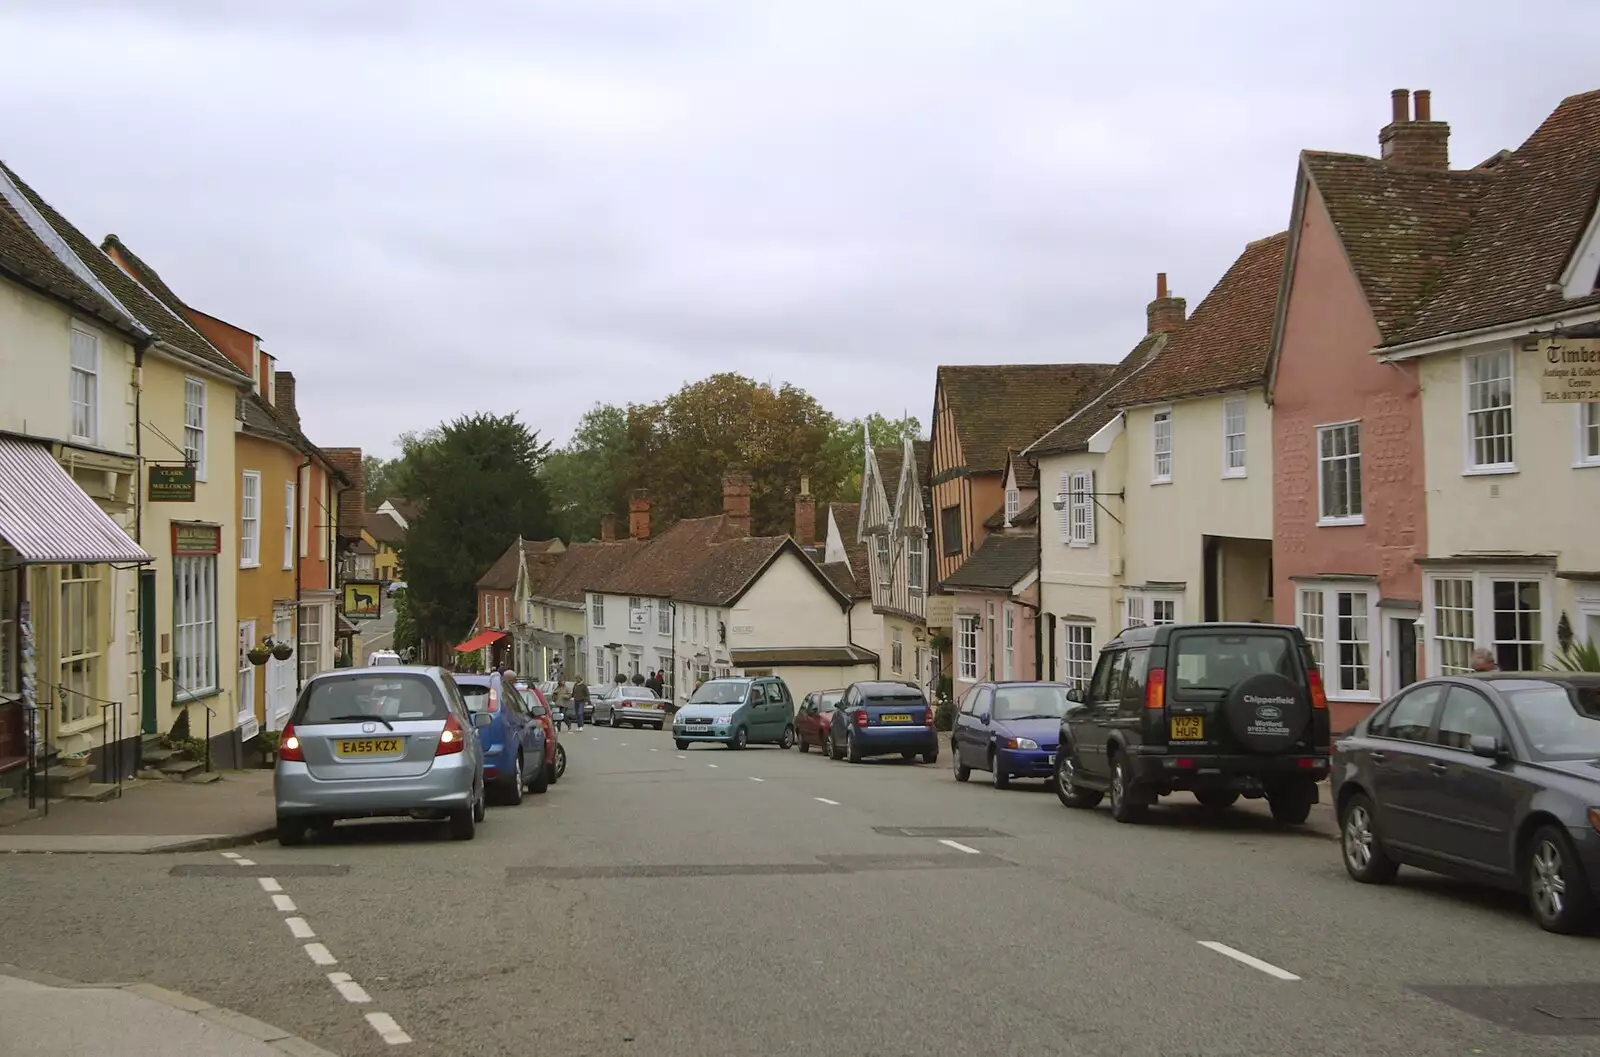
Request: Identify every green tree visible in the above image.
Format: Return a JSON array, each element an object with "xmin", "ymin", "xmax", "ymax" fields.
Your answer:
[
  {"xmin": 397, "ymin": 413, "xmax": 554, "ymax": 647},
  {"xmin": 540, "ymin": 403, "xmax": 631, "ymax": 541},
  {"xmin": 362, "ymin": 454, "xmax": 402, "ymax": 509},
  {"xmin": 825, "ymin": 412, "xmax": 925, "ymax": 495}
]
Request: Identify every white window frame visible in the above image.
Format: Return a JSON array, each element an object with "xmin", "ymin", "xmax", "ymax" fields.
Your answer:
[
  {"xmin": 1002, "ymin": 605, "xmax": 1015, "ymax": 680},
  {"xmin": 183, "ymin": 376, "xmax": 207, "ymax": 481},
  {"xmin": 1151, "ymin": 408, "xmax": 1173, "ymax": 483},
  {"xmin": 69, "ymin": 324, "xmax": 99, "ymax": 445},
  {"xmin": 57, "ymin": 563, "xmax": 103, "ymax": 729},
  {"xmin": 955, "ymin": 614, "xmax": 979, "ymax": 682},
  {"xmin": 1424, "ymin": 569, "xmax": 1555, "ymax": 675},
  {"xmin": 1221, "ymin": 395, "xmax": 1247, "ymax": 478},
  {"xmin": 891, "ymin": 628, "xmax": 903, "ymax": 673},
  {"xmin": 1577, "ymin": 401, "xmax": 1600, "ymax": 468},
  {"xmin": 318, "ymin": 477, "xmax": 329, "ymax": 560},
  {"xmin": 1295, "ymin": 583, "xmax": 1379, "ymax": 701},
  {"xmin": 875, "ymin": 534, "xmax": 891, "ymax": 589},
  {"xmin": 657, "ymin": 601, "xmax": 672, "ymax": 635},
  {"xmin": 0, "ymin": 550, "xmax": 17, "ymax": 694},
  {"xmin": 240, "ymin": 471, "xmax": 261, "ymax": 568},
  {"xmin": 1124, "ymin": 590, "xmax": 1181, "ymax": 629},
  {"xmin": 1061, "ymin": 622, "xmax": 1094, "ymax": 690},
  {"xmin": 1004, "ymin": 487, "xmax": 1020, "ymax": 525},
  {"xmin": 1316, "ymin": 420, "xmax": 1364, "ymax": 526},
  {"xmin": 237, "ymin": 620, "xmax": 258, "ymax": 738},
  {"xmin": 298, "ymin": 603, "xmax": 322, "ymax": 684},
  {"xmin": 906, "ymin": 532, "xmax": 925, "ymax": 593},
  {"xmin": 590, "ymin": 594, "xmax": 605, "ymax": 628},
  {"xmin": 282, "ymin": 482, "xmax": 295, "ymax": 570},
  {"xmin": 1067, "ymin": 470, "xmax": 1095, "ymax": 547},
  {"xmin": 1463, "ymin": 348, "xmax": 1516, "ymax": 474},
  {"xmin": 174, "ymin": 554, "xmax": 218, "ymax": 700}
]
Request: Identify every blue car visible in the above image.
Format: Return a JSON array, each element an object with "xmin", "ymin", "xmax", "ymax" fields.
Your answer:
[
  {"xmin": 950, "ymin": 681, "xmax": 1072, "ymax": 788},
  {"xmin": 826, "ymin": 681, "xmax": 938, "ymax": 764},
  {"xmin": 454, "ymin": 673, "xmax": 548, "ymax": 804}
]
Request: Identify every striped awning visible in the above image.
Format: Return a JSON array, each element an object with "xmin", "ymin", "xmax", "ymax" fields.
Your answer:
[{"xmin": 0, "ymin": 436, "xmax": 151, "ymax": 565}]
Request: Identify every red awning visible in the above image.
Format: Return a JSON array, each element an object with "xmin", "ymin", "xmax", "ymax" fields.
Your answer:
[{"xmin": 455, "ymin": 629, "xmax": 507, "ymax": 652}]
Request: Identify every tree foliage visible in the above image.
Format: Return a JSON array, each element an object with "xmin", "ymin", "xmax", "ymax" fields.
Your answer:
[
  {"xmin": 396, "ymin": 413, "xmax": 554, "ymax": 645},
  {"xmin": 362, "ymin": 454, "xmax": 402, "ymax": 509},
  {"xmin": 825, "ymin": 412, "xmax": 925, "ymax": 495},
  {"xmin": 540, "ymin": 403, "xmax": 631, "ymax": 541}
]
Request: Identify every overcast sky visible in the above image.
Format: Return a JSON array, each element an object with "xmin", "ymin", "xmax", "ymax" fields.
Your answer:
[{"xmin": 1, "ymin": 1, "xmax": 1591, "ymax": 457}]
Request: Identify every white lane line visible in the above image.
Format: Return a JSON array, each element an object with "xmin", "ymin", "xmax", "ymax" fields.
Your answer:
[
  {"xmin": 258, "ymin": 878, "xmax": 282, "ymax": 892},
  {"xmin": 814, "ymin": 797, "xmax": 839, "ymax": 805},
  {"xmin": 748, "ymin": 776, "xmax": 764, "ymax": 782},
  {"xmin": 328, "ymin": 972, "xmax": 372, "ymax": 1003},
  {"xmin": 234, "ymin": 858, "xmax": 257, "ymax": 866},
  {"xmin": 285, "ymin": 917, "xmax": 315, "ymax": 939},
  {"xmin": 677, "ymin": 754, "xmax": 686, "ymax": 759},
  {"xmin": 303, "ymin": 942, "xmax": 338, "ymax": 966},
  {"xmin": 365, "ymin": 1012, "xmax": 413, "ymax": 1045},
  {"xmin": 272, "ymin": 894, "xmax": 298, "ymax": 912},
  {"xmin": 620, "ymin": 742, "xmax": 628, "ymax": 747},
  {"xmin": 220, "ymin": 851, "xmax": 242, "ymax": 860},
  {"xmin": 1198, "ymin": 941, "xmax": 1300, "ymax": 981},
  {"xmin": 650, "ymin": 747, "xmax": 658, "ymax": 752},
  {"xmin": 939, "ymin": 839, "xmax": 982, "ymax": 855},
  {"xmin": 707, "ymin": 763, "xmax": 719, "ymax": 769}
]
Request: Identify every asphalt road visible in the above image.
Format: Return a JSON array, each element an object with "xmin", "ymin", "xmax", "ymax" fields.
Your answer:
[{"xmin": 4, "ymin": 724, "xmax": 1599, "ymax": 1056}]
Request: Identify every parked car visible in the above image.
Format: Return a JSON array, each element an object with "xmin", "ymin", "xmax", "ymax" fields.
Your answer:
[
  {"xmin": 515, "ymin": 680, "xmax": 566, "ymax": 784},
  {"xmin": 598, "ymin": 684, "xmax": 670, "ymax": 729},
  {"xmin": 367, "ymin": 650, "xmax": 403, "ymax": 666},
  {"xmin": 952, "ymin": 681, "xmax": 1072, "ymax": 787},
  {"xmin": 454, "ymin": 672, "xmax": 548, "ymax": 804},
  {"xmin": 672, "ymin": 677, "xmax": 796, "ymax": 749},
  {"xmin": 826, "ymin": 681, "xmax": 938, "ymax": 764},
  {"xmin": 1333, "ymin": 673, "xmax": 1600, "ymax": 934},
  {"xmin": 794, "ymin": 689, "xmax": 844, "ymax": 753},
  {"xmin": 1053, "ymin": 622, "xmax": 1330, "ymax": 824},
  {"xmin": 274, "ymin": 666, "xmax": 489, "ymax": 844}
]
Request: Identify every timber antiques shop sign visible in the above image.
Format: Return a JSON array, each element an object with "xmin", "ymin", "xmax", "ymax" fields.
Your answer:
[
  {"xmin": 171, "ymin": 522, "xmax": 222, "ymax": 557},
  {"xmin": 1536, "ymin": 337, "xmax": 1600, "ymax": 403}
]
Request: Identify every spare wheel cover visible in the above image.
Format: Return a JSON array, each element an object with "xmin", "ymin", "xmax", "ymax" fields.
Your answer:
[{"xmin": 1224, "ymin": 672, "xmax": 1310, "ymax": 753}]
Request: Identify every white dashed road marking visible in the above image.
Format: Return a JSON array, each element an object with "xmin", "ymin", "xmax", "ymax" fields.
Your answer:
[
  {"xmin": 620, "ymin": 743, "xmax": 628, "ymax": 747},
  {"xmin": 220, "ymin": 851, "xmax": 242, "ymax": 860},
  {"xmin": 234, "ymin": 858, "xmax": 256, "ymax": 866},
  {"xmin": 1198, "ymin": 941, "xmax": 1300, "ymax": 981},
  {"xmin": 707, "ymin": 763, "xmax": 719, "ymax": 769},
  {"xmin": 749, "ymin": 776, "xmax": 764, "ymax": 782},
  {"xmin": 677, "ymin": 754, "xmax": 686, "ymax": 759},
  {"xmin": 814, "ymin": 797, "xmax": 839, "ymax": 805},
  {"xmin": 939, "ymin": 839, "xmax": 981, "ymax": 855},
  {"xmin": 365, "ymin": 1012, "xmax": 414, "ymax": 1045},
  {"xmin": 258, "ymin": 878, "xmax": 282, "ymax": 892},
  {"xmin": 304, "ymin": 942, "xmax": 338, "ymax": 966},
  {"xmin": 272, "ymin": 894, "xmax": 297, "ymax": 912},
  {"xmin": 328, "ymin": 972, "xmax": 372, "ymax": 1004},
  {"xmin": 650, "ymin": 747, "xmax": 658, "ymax": 752},
  {"xmin": 285, "ymin": 917, "xmax": 315, "ymax": 939}
]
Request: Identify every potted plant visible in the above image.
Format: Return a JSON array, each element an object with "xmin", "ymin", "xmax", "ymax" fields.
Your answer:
[
  {"xmin": 269, "ymin": 638, "xmax": 294, "ymax": 661},
  {"xmin": 247, "ymin": 642, "xmax": 272, "ymax": 666},
  {"xmin": 258, "ymin": 731, "xmax": 281, "ymax": 767}
]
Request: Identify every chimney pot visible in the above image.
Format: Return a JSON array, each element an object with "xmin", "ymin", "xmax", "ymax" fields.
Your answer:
[
  {"xmin": 628, "ymin": 494, "xmax": 651, "ymax": 540},
  {"xmin": 1155, "ymin": 272, "xmax": 1167, "ymax": 299},
  {"xmin": 1379, "ymin": 88, "xmax": 1449, "ymax": 171},
  {"xmin": 1145, "ymin": 277, "xmax": 1186, "ymax": 336},
  {"xmin": 1413, "ymin": 89, "xmax": 1431, "ymax": 122},
  {"xmin": 600, "ymin": 514, "xmax": 617, "ymax": 542},
  {"xmin": 1390, "ymin": 88, "xmax": 1410, "ymax": 123}
]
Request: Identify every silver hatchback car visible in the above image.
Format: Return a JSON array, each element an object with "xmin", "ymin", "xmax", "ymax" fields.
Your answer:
[{"xmin": 274, "ymin": 666, "xmax": 491, "ymax": 845}]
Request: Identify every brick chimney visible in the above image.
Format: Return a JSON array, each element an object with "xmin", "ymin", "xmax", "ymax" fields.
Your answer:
[
  {"xmin": 722, "ymin": 471, "xmax": 753, "ymax": 538},
  {"xmin": 599, "ymin": 514, "xmax": 617, "ymax": 542},
  {"xmin": 1146, "ymin": 272, "xmax": 1186, "ymax": 335},
  {"xmin": 628, "ymin": 493, "xmax": 651, "ymax": 540},
  {"xmin": 1379, "ymin": 88, "xmax": 1449, "ymax": 171},
  {"xmin": 794, "ymin": 475, "xmax": 815, "ymax": 547},
  {"xmin": 323, "ymin": 447, "xmax": 365, "ymax": 538},
  {"xmin": 274, "ymin": 370, "xmax": 299, "ymax": 428}
]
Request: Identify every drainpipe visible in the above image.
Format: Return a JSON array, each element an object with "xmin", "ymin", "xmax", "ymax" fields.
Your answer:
[{"xmin": 293, "ymin": 455, "xmax": 311, "ymax": 690}]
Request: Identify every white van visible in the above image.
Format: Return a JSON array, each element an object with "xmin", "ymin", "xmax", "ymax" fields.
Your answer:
[{"xmin": 367, "ymin": 650, "xmax": 404, "ymax": 666}]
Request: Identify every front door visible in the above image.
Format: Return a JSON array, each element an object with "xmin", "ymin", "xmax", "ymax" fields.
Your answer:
[
  {"xmin": 236, "ymin": 621, "xmax": 259, "ymax": 741},
  {"xmin": 265, "ymin": 610, "xmax": 295, "ymax": 731},
  {"xmin": 1394, "ymin": 618, "xmax": 1418, "ymax": 689}
]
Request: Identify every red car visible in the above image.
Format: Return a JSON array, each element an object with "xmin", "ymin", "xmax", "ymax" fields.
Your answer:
[
  {"xmin": 794, "ymin": 688, "xmax": 845, "ymax": 753},
  {"xmin": 516, "ymin": 682, "xmax": 566, "ymax": 784}
]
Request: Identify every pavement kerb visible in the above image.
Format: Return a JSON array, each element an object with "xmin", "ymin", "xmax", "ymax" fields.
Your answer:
[
  {"xmin": 0, "ymin": 964, "xmax": 343, "ymax": 1057},
  {"xmin": 0, "ymin": 825, "xmax": 278, "ymax": 855},
  {"xmin": 146, "ymin": 826, "xmax": 279, "ymax": 854}
]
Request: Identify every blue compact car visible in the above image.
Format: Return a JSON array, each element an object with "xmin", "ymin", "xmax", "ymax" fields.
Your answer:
[
  {"xmin": 826, "ymin": 681, "xmax": 938, "ymax": 764},
  {"xmin": 454, "ymin": 673, "xmax": 548, "ymax": 804},
  {"xmin": 950, "ymin": 682, "xmax": 1073, "ymax": 789}
]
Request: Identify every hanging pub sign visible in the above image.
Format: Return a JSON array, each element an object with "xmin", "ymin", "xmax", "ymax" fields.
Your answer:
[
  {"xmin": 148, "ymin": 464, "xmax": 197, "ymax": 502},
  {"xmin": 341, "ymin": 580, "xmax": 382, "ymax": 620},
  {"xmin": 171, "ymin": 522, "xmax": 222, "ymax": 557},
  {"xmin": 1536, "ymin": 337, "xmax": 1600, "ymax": 403}
]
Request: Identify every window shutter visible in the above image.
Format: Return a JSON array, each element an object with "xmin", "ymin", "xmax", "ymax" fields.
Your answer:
[
  {"xmin": 1083, "ymin": 469, "xmax": 1096, "ymax": 545},
  {"xmin": 1058, "ymin": 470, "xmax": 1072, "ymax": 543}
]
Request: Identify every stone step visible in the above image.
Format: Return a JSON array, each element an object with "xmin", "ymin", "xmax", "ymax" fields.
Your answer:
[
  {"xmin": 140, "ymin": 746, "xmax": 180, "ymax": 767},
  {"xmin": 159, "ymin": 759, "xmax": 206, "ymax": 780},
  {"xmin": 63, "ymin": 783, "xmax": 121, "ymax": 802},
  {"xmin": 187, "ymin": 771, "xmax": 224, "ymax": 785},
  {"xmin": 32, "ymin": 763, "xmax": 93, "ymax": 797}
]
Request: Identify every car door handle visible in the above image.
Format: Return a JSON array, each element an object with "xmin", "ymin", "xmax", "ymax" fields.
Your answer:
[
  {"xmin": 1368, "ymin": 752, "xmax": 1387, "ymax": 764},
  {"xmin": 1428, "ymin": 760, "xmax": 1449, "ymax": 774}
]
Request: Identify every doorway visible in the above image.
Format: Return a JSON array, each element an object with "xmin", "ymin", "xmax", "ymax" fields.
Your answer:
[{"xmin": 1392, "ymin": 617, "xmax": 1418, "ymax": 690}]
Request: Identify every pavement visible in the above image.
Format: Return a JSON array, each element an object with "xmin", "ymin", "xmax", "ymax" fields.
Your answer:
[
  {"xmin": 0, "ymin": 726, "xmax": 1595, "ymax": 1056},
  {"xmin": 0, "ymin": 768, "xmax": 276, "ymax": 853}
]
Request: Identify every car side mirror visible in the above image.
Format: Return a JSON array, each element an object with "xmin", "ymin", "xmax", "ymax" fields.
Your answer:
[
  {"xmin": 979, "ymin": 713, "xmax": 991, "ymax": 726},
  {"xmin": 472, "ymin": 712, "xmax": 493, "ymax": 729},
  {"xmin": 1065, "ymin": 688, "xmax": 1084, "ymax": 704},
  {"xmin": 1468, "ymin": 734, "xmax": 1506, "ymax": 761}
]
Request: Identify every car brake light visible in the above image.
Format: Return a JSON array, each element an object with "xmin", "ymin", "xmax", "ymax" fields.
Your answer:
[
  {"xmin": 487, "ymin": 687, "xmax": 500, "ymax": 713},
  {"xmin": 1145, "ymin": 667, "xmax": 1166, "ymax": 710},
  {"xmin": 436, "ymin": 713, "xmax": 467, "ymax": 756},
  {"xmin": 924, "ymin": 708, "xmax": 934, "ymax": 727},
  {"xmin": 855, "ymin": 710, "xmax": 868, "ymax": 728},
  {"xmin": 279, "ymin": 723, "xmax": 304, "ymax": 762},
  {"xmin": 1307, "ymin": 668, "xmax": 1328, "ymax": 710}
]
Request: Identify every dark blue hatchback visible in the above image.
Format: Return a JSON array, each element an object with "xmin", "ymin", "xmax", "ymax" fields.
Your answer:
[
  {"xmin": 951, "ymin": 682, "xmax": 1072, "ymax": 789},
  {"xmin": 455, "ymin": 673, "xmax": 547, "ymax": 805},
  {"xmin": 826, "ymin": 681, "xmax": 938, "ymax": 764}
]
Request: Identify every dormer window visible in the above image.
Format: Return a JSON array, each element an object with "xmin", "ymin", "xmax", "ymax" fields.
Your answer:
[
  {"xmin": 876, "ymin": 535, "xmax": 890, "ymax": 588},
  {"xmin": 1004, "ymin": 487, "xmax": 1019, "ymax": 525}
]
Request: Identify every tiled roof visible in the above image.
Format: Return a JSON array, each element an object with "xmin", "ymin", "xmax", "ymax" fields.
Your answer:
[
  {"xmin": 984, "ymin": 498, "xmax": 1039, "ymax": 531},
  {"xmin": 386, "ymin": 497, "xmax": 422, "ymax": 522},
  {"xmin": 819, "ymin": 560, "xmax": 865, "ymax": 600},
  {"xmin": 939, "ymin": 531, "xmax": 1039, "ymax": 592},
  {"xmin": 534, "ymin": 539, "xmax": 647, "ymax": 604},
  {"xmin": 587, "ymin": 515, "xmax": 732, "ymax": 598},
  {"xmin": 827, "ymin": 502, "xmax": 870, "ymax": 597},
  {"xmin": 936, "ymin": 363, "xmax": 1118, "ymax": 475},
  {"xmin": 1115, "ymin": 233, "xmax": 1289, "ymax": 406},
  {"xmin": 1300, "ymin": 152, "xmax": 1489, "ymax": 339},
  {"xmin": 677, "ymin": 535, "xmax": 790, "ymax": 606},
  {"xmin": 477, "ymin": 539, "xmax": 565, "ymax": 591},
  {"xmin": 0, "ymin": 162, "xmax": 246, "ymax": 381},
  {"xmin": 238, "ymin": 392, "xmax": 296, "ymax": 444},
  {"xmin": 1388, "ymin": 89, "xmax": 1600, "ymax": 344},
  {"xmin": 363, "ymin": 511, "xmax": 405, "ymax": 545},
  {"xmin": 1024, "ymin": 332, "xmax": 1167, "ymax": 456},
  {"xmin": 0, "ymin": 183, "xmax": 145, "ymax": 343}
]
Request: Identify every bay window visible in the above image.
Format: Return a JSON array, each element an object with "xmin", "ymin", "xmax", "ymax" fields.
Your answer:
[
  {"xmin": 1427, "ymin": 571, "xmax": 1550, "ymax": 675},
  {"xmin": 1297, "ymin": 584, "xmax": 1378, "ymax": 699}
]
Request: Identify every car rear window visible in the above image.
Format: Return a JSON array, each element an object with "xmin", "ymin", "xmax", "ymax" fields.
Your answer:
[
  {"xmin": 819, "ymin": 692, "xmax": 843, "ymax": 710},
  {"xmin": 457, "ymin": 684, "xmax": 492, "ymax": 712},
  {"xmin": 865, "ymin": 694, "xmax": 925, "ymax": 707},
  {"xmin": 1171, "ymin": 632, "xmax": 1298, "ymax": 691},
  {"xmin": 295, "ymin": 674, "xmax": 447, "ymax": 723}
]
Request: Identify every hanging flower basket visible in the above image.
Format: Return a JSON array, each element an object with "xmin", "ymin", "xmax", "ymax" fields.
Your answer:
[
  {"xmin": 247, "ymin": 646, "xmax": 272, "ymax": 666},
  {"xmin": 271, "ymin": 642, "xmax": 294, "ymax": 661}
]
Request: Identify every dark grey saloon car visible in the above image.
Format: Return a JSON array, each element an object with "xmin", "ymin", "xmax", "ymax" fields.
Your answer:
[{"xmin": 1332, "ymin": 673, "xmax": 1600, "ymax": 933}]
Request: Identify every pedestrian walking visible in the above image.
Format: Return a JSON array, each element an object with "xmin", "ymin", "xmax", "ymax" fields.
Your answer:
[
  {"xmin": 552, "ymin": 679, "xmax": 573, "ymax": 731},
  {"xmin": 571, "ymin": 676, "xmax": 589, "ymax": 730},
  {"xmin": 1470, "ymin": 648, "xmax": 1499, "ymax": 672}
]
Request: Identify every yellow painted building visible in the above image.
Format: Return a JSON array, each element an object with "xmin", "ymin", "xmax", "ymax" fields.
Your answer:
[{"xmin": 364, "ymin": 512, "xmax": 405, "ymax": 583}]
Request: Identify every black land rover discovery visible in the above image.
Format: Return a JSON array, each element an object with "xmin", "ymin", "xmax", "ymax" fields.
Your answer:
[{"xmin": 1052, "ymin": 622, "xmax": 1330, "ymax": 824}]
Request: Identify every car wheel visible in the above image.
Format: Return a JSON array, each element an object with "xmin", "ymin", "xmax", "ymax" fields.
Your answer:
[
  {"xmin": 654, "ymin": 723, "xmax": 664, "ymax": 731},
  {"xmin": 449, "ymin": 805, "xmax": 476, "ymax": 841},
  {"xmin": 900, "ymin": 750, "xmax": 915, "ymax": 761},
  {"xmin": 1527, "ymin": 824, "xmax": 1597, "ymax": 934},
  {"xmin": 1053, "ymin": 753, "xmax": 1102, "ymax": 809},
  {"xmin": 676, "ymin": 739, "xmax": 690, "ymax": 751},
  {"xmin": 1108, "ymin": 753, "xmax": 1145, "ymax": 823},
  {"xmin": 1340, "ymin": 793, "xmax": 1398, "ymax": 884},
  {"xmin": 277, "ymin": 816, "xmax": 308, "ymax": 846},
  {"xmin": 732, "ymin": 726, "xmax": 748, "ymax": 750},
  {"xmin": 798, "ymin": 734, "xmax": 810, "ymax": 753},
  {"xmin": 528, "ymin": 752, "xmax": 549, "ymax": 794},
  {"xmin": 1268, "ymin": 784, "xmax": 1314, "ymax": 825},
  {"xmin": 846, "ymin": 730, "xmax": 862, "ymax": 764},
  {"xmin": 921, "ymin": 746, "xmax": 938, "ymax": 765},
  {"xmin": 989, "ymin": 752, "xmax": 1010, "ymax": 790},
  {"xmin": 952, "ymin": 743, "xmax": 971, "ymax": 782},
  {"xmin": 472, "ymin": 783, "xmax": 487, "ymax": 823},
  {"xmin": 1195, "ymin": 790, "xmax": 1239, "ymax": 810},
  {"xmin": 502, "ymin": 754, "xmax": 525, "ymax": 805},
  {"xmin": 780, "ymin": 725, "xmax": 795, "ymax": 750},
  {"xmin": 550, "ymin": 745, "xmax": 564, "ymax": 783}
]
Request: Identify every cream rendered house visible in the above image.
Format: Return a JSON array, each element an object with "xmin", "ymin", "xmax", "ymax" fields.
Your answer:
[
  {"xmin": 1113, "ymin": 237, "xmax": 1287, "ymax": 632},
  {"xmin": 1374, "ymin": 89, "xmax": 1600, "ymax": 669}
]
